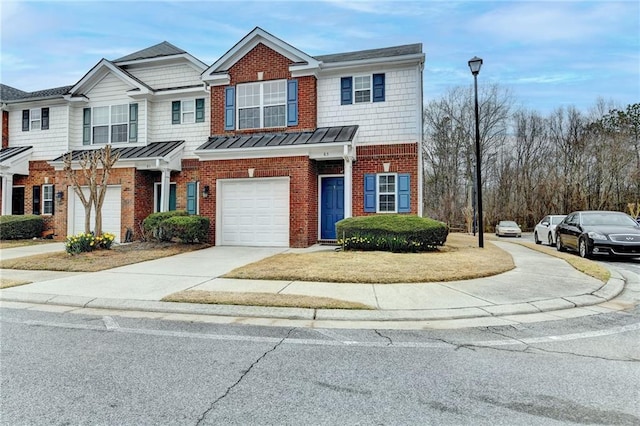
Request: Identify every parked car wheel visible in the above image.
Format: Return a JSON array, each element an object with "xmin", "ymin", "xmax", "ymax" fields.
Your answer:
[
  {"xmin": 579, "ymin": 238, "xmax": 590, "ymax": 258},
  {"xmin": 556, "ymin": 235, "xmax": 566, "ymax": 252},
  {"xmin": 534, "ymin": 231, "xmax": 541, "ymax": 245}
]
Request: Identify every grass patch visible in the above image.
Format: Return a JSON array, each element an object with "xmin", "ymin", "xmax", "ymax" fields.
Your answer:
[
  {"xmin": 0, "ymin": 278, "xmax": 31, "ymax": 289},
  {"xmin": 510, "ymin": 241, "xmax": 611, "ymax": 283},
  {"xmin": 0, "ymin": 239, "xmax": 57, "ymax": 249},
  {"xmin": 0, "ymin": 242, "xmax": 209, "ymax": 272},
  {"xmin": 163, "ymin": 290, "xmax": 373, "ymax": 310},
  {"xmin": 224, "ymin": 233, "xmax": 515, "ymax": 283}
]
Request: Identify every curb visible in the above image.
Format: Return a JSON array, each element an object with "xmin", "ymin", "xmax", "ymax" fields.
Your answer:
[{"xmin": 0, "ymin": 271, "xmax": 627, "ymax": 323}]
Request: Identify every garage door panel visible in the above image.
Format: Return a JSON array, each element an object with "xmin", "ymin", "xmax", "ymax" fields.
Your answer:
[
  {"xmin": 218, "ymin": 178, "xmax": 289, "ymax": 247},
  {"xmin": 70, "ymin": 186, "xmax": 121, "ymax": 242}
]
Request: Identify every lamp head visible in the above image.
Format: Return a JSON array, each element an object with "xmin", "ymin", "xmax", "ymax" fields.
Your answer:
[{"xmin": 468, "ymin": 56, "xmax": 483, "ymax": 75}]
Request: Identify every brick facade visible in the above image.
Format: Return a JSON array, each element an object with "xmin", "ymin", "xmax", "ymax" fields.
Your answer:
[
  {"xmin": 210, "ymin": 43, "xmax": 317, "ymax": 135},
  {"xmin": 2, "ymin": 111, "xmax": 8, "ymax": 149}
]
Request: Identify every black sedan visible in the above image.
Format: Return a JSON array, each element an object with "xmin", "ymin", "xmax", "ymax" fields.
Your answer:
[{"xmin": 556, "ymin": 210, "xmax": 640, "ymax": 258}]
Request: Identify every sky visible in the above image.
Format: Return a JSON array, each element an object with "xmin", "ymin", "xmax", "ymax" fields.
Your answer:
[{"xmin": 1, "ymin": 0, "xmax": 638, "ymax": 115}]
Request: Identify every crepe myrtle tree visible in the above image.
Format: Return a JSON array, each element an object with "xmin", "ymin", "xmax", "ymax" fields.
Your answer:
[{"xmin": 63, "ymin": 145, "xmax": 120, "ymax": 236}]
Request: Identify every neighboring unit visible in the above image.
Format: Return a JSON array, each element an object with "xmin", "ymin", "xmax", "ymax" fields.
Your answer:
[{"xmin": 0, "ymin": 27, "xmax": 425, "ymax": 247}]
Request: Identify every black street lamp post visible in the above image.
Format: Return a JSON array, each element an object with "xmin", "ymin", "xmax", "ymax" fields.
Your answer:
[{"xmin": 468, "ymin": 56, "xmax": 484, "ymax": 248}]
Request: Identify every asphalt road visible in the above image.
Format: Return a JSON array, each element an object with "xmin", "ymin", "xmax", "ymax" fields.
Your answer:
[{"xmin": 1, "ymin": 306, "xmax": 639, "ymax": 425}]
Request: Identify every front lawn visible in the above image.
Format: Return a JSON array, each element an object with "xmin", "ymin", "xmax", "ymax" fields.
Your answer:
[{"xmin": 0, "ymin": 242, "xmax": 209, "ymax": 272}]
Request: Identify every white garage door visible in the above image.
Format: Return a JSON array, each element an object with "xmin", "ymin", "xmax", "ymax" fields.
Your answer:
[
  {"xmin": 217, "ymin": 178, "xmax": 289, "ymax": 247},
  {"xmin": 69, "ymin": 185, "xmax": 122, "ymax": 242}
]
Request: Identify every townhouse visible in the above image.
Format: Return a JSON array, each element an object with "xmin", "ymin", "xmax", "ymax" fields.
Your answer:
[{"xmin": 0, "ymin": 27, "xmax": 424, "ymax": 247}]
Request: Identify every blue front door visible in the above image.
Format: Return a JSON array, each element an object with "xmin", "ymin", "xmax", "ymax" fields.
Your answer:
[{"xmin": 321, "ymin": 177, "xmax": 344, "ymax": 240}]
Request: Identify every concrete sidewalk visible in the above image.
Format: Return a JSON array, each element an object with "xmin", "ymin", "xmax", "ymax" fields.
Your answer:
[{"xmin": 0, "ymin": 240, "xmax": 630, "ymax": 327}]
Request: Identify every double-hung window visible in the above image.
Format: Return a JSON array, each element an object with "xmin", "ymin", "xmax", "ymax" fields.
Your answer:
[
  {"xmin": 84, "ymin": 104, "xmax": 138, "ymax": 144},
  {"xmin": 237, "ymin": 80, "xmax": 286, "ymax": 130},
  {"xmin": 172, "ymin": 99, "xmax": 204, "ymax": 125},
  {"xmin": 341, "ymin": 74, "xmax": 385, "ymax": 105},
  {"xmin": 364, "ymin": 173, "xmax": 411, "ymax": 213},
  {"xmin": 22, "ymin": 108, "xmax": 49, "ymax": 131},
  {"xmin": 377, "ymin": 174, "xmax": 396, "ymax": 212},
  {"xmin": 42, "ymin": 184, "xmax": 54, "ymax": 215}
]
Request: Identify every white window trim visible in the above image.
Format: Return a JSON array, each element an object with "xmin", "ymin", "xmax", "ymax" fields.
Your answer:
[
  {"xmin": 376, "ymin": 173, "xmax": 397, "ymax": 213},
  {"xmin": 353, "ymin": 75, "xmax": 372, "ymax": 104},
  {"xmin": 180, "ymin": 99, "xmax": 196, "ymax": 124},
  {"xmin": 92, "ymin": 104, "xmax": 129, "ymax": 144},
  {"xmin": 42, "ymin": 184, "xmax": 54, "ymax": 215},
  {"xmin": 30, "ymin": 108, "xmax": 41, "ymax": 131},
  {"xmin": 236, "ymin": 79, "xmax": 287, "ymax": 130}
]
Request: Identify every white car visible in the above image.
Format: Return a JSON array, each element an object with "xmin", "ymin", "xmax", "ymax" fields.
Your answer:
[
  {"xmin": 534, "ymin": 214, "xmax": 566, "ymax": 245},
  {"xmin": 495, "ymin": 220, "xmax": 522, "ymax": 237}
]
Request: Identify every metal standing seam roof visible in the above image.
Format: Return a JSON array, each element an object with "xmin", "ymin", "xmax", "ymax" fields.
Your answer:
[
  {"xmin": 0, "ymin": 146, "xmax": 33, "ymax": 163},
  {"xmin": 50, "ymin": 141, "xmax": 185, "ymax": 162},
  {"xmin": 197, "ymin": 125, "xmax": 358, "ymax": 151}
]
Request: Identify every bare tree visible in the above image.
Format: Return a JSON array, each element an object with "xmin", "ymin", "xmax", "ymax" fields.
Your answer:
[{"xmin": 63, "ymin": 145, "xmax": 120, "ymax": 236}]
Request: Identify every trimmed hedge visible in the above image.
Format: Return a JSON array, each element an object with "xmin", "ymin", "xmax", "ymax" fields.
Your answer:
[
  {"xmin": 142, "ymin": 211, "xmax": 209, "ymax": 243},
  {"xmin": 0, "ymin": 215, "xmax": 44, "ymax": 240},
  {"xmin": 161, "ymin": 215, "xmax": 210, "ymax": 243},
  {"xmin": 336, "ymin": 214, "xmax": 448, "ymax": 252}
]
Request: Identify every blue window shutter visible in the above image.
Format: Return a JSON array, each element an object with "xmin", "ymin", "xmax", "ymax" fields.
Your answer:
[
  {"xmin": 186, "ymin": 182, "xmax": 197, "ymax": 215},
  {"xmin": 398, "ymin": 173, "xmax": 410, "ymax": 212},
  {"xmin": 341, "ymin": 77, "xmax": 352, "ymax": 105},
  {"xmin": 129, "ymin": 103, "xmax": 138, "ymax": 142},
  {"xmin": 171, "ymin": 101, "xmax": 181, "ymax": 124},
  {"xmin": 364, "ymin": 174, "xmax": 376, "ymax": 212},
  {"xmin": 41, "ymin": 108, "xmax": 49, "ymax": 130},
  {"xmin": 22, "ymin": 110, "xmax": 29, "ymax": 131},
  {"xmin": 82, "ymin": 108, "xmax": 91, "ymax": 145},
  {"xmin": 224, "ymin": 86, "xmax": 235, "ymax": 130},
  {"xmin": 195, "ymin": 98, "xmax": 205, "ymax": 123},
  {"xmin": 287, "ymin": 79, "xmax": 298, "ymax": 126},
  {"xmin": 373, "ymin": 73, "xmax": 385, "ymax": 102}
]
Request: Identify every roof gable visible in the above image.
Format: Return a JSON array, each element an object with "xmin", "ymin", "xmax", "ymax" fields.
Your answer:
[
  {"xmin": 66, "ymin": 59, "xmax": 152, "ymax": 100},
  {"xmin": 203, "ymin": 27, "xmax": 319, "ymax": 81}
]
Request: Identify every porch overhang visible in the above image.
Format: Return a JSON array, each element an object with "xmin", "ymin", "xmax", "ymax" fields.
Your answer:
[
  {"xmin": 194, "ymin": 126, "xmax": 358, "ymax": 162},
  {"xmin": 0, "ymin": 146, "xmax": 33, "ymax": 176},
  {"xmin": 48, "ymin": 141, "xmax": 185, "ymax": 172}
]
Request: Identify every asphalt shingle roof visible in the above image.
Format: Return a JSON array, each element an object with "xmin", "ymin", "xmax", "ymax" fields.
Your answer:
[
  {"xmin": 114, "ymin": 41, "xmax": 187, "ymax": 63},
  {"xmin": 315, "ymin": 43, "xmax": 422, "ymax": 63},
  {"xmin": 0, "ymin": 84, "xmax": 71, "ymax": 102},
  {"xmin": 197, "ymin": 126, "xmax": 358, "ymax": 151}
]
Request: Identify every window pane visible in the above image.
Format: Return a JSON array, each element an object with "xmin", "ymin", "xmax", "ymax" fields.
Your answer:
[
  {"xmin": 354, "ymin": 76, "xmax": 371, "ymax": 103},
  {"xmin": 93, "ymin": 126, "xmax": 108, "ymax": 143},
  {"xmin": 355, "ymin": 90, "xmax": 371, "ymax": 103},
  {"xmin": 182, "ymin": 100, "xmax": 195, "ymax": 112},
  {"xmin": 93, "ymin": 106, "xmax": 109, "ymax": 125},
  {"xmin": 237, "ymin": 83, "xmax": 260, "ymax": 108},
  {"xmin": 264, "ymin": 105, "xmax": 285, "ymax": 127},
  {"xmin": 263, "ymin": 81, "xmax": 286, "ymax": 105},
  {"xmin": 379, "ymin": 175, "xmax": 395, "ymax": 193},
  {"xmin": 354, "ymin": 76, "xmax": 370, "ymax": 90},
  {"xmin": 238, "ymin": 107, "xmax": 260, "ymax": 129},
  {"xmin": 111, "ymin": 124, "xmax": 128, "ymax": 143},
  {"xmin": 43, "ymin": 185, "xmax": 53, "ymax": 214},
  {"xmin": 379, "ymin": 195, "xmax": 395, "ymax": 212},
  {"xmin": 111, "ymin": 104, "xmax": 127, "ymax": 124}
]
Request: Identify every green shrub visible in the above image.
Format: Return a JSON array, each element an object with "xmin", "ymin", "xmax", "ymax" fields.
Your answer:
[
  {"xmin": 160, "ymin": 215, "xmax": 210, "ymax": 243},
  {"xmin": 65, "ymin": 232, "xmax": 116, "ymax": 255},
  {"xmin": 0, "ymin": 215, "xmax": 44, "ymax": 239},
  {"xmin": 142, "ymin": 210, "xmax": 189, "ymax": 241},
  {"xmin": 336, "ymin": 214, "xmax": 448, "ymax": 252}
]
